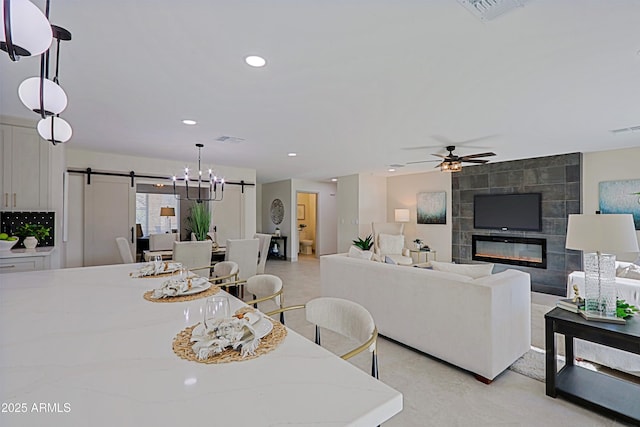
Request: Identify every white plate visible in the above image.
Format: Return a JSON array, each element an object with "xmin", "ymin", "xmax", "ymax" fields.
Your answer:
[
  {"xmin": 252, "ymin": 316, "xmax": 274, "ymax": 339},
  {"xmin": 178, "ymin": 281, "xmax": 211, "ymax": 296}
]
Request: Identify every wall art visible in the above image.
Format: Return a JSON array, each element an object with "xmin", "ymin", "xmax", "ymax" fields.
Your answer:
[
  {"xmin": 599, "ymin": 179, "xmax": 640, "ymax": 230},
  {"xmin": 417, "ymin": 192, "xmax": 446, "ymax": 225}
]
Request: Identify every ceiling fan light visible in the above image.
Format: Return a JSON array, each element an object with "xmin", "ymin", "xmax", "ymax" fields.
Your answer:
[
  {"xmin": 441, "ymin": 161, "xmax": 462, "ymax": 172},
  {"xmin": 18, "ymin": 77, "xmax": 68, "ymax": 115},
  {"xmin": 0, "ymin": 0, "xmax": 53, "ymax": 59},
  {"xmin": 37, "ymin": 116, "xmax": 72, "ymax": 143}
]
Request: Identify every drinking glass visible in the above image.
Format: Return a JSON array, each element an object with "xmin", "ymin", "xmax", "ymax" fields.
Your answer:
[
  {"xmin": 203, "ymin": 296, "xmax": 230, "ymax": 330},
  {"xmin": 153, "ymin": 254, "xmax": 163, "ymax": 271},
  {"xmin": 173, "ymin": 265, "xmax": 187, "ymax": 282}
]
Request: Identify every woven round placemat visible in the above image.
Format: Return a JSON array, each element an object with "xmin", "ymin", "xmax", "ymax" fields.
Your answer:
[
  {"xmin": 143, "ymin": 284, "xmax": 221, "ymax": 303},
  {"xmin": 131, "ymin": 271, "xmax": 174, "ymax": 279},
  {"xmin": 172, "ymin": 308, "xmax": 287, "ymax": 364}
]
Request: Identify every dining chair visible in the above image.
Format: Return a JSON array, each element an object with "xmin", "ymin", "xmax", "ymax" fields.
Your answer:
[
  {"xmin": 254, "ymin": 233, "xmax": 272, "ymax": 274},
  {"xmin": 115, "ymin": 237, "xmax": 134, "ymax": 264},
  {"xmin": 225, "ymin": 238, "xmax": 259, "ymax": 281},
  {"xmin": 149, "ymin": 233, "xmax": 179, "ymax": 251},
  {"xmin": 267, "ymin": 297, "xmax": 379, "ymax": 378},
  {"xmin": 209, "ymin": 261, "xmax": 239, "ymax": 288},
  {"xmin": 173, "ymin": 240, "xmax": 212, "ymax": 277},
  {"xmin": 219, "ymin": 274, "xmax": 285, "ymax": 323}
]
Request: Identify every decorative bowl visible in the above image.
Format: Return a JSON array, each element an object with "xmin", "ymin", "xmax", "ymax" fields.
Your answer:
[{"xmin": 0, "ymin": 238, "xmax": 19, "ymax": 251}]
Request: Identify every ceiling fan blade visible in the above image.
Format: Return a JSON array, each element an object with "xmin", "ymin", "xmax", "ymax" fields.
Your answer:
[
  {"xmin": 406, "ymin": 159, "xmax": 441, "ymax": 165},
  {"xmin": 401, "ymin": 145, "xmax": 442, "ymax": 151},
  {"xmin": 434, "ymin": 162, "xmax": 443, "ymax": 169},
  {"xmin": 459, "ymin": 152, "xmax": 496, "ymax": 160},
  {"xmin": 462, "ymin": 159, "xmax": 490, "ymax": 164},
  {"xmin": 431, "ymin": 153, "xmax": 446, "ymax": 158}
]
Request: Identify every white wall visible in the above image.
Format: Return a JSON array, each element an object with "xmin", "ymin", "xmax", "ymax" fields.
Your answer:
[
  {"xmin": 387, "ymin": 170, "xmax": 453, "ymax": 262},
  {"xmin": 358, "ymin": 174, "xmax": 387, "ymax": 238},
  {"xmin": 583, "ymin": 146, "xmax": 640, "ymax": 261},
  {"xmin": 65, "ymin": 148, "xmax": 256, "ymax": 266},
  {"xmin": 337, "ymin": 175, "xmax": 359, "ymax": 253}
]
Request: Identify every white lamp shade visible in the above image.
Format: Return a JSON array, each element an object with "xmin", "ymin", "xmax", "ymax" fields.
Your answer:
[
  {"xmin": 18, "ymin": 77, "xmax": 68, "ymax": 115},
  {"xmin": 37, "ymin": 116, "xmax": 72, "ymax": 143},
  {"xmin": 395, "ymin": 208, "xmax": 410, "ymax": 223},
  {"xmin": 566, "ymin": 214, "xmax": 639, "ymax": 253},
  {"xmin": 0, "ymin": 0, "xmax": 52, "ymax": 57}
]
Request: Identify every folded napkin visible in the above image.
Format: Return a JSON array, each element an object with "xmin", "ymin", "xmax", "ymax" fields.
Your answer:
[
  {"xmin": 152, "ymin": 276, "xmax": 209, "ymax": 298},
  {"xmin": 131, "ymin": 261, "xmax": 183, "ymax": 278},
  {"xmin": 191, "ymin": 313, "xmax": 262, "ymax": 359}
]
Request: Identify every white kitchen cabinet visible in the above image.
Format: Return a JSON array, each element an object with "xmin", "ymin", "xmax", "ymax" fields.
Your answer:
[
  {"xmin": 0, "ymin": 247, "xmax": 54, "ymax": 274},
  {"xmin": 1, "ymin": 124, "xmax": 50, "ymax": 211}
]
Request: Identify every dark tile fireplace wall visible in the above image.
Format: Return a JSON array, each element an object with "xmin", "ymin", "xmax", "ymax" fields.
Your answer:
[{"xmin": 451, "ymin": 153, "xmax": 582, "ymax": 296}]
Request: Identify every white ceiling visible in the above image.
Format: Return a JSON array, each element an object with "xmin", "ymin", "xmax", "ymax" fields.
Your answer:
[{"xmin": 2, "ymin": 0, "xmax": 640, "ymax": 183}]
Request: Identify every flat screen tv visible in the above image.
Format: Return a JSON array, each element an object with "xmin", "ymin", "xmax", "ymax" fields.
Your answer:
[{"xmin": 474, "ymin": 193, "xmax": 542, "ymax": 231}]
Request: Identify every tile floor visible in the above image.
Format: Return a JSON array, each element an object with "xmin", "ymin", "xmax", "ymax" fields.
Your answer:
[{"xmin": 263, "ymin": 255, "xmax": 632, "ymax": 426}]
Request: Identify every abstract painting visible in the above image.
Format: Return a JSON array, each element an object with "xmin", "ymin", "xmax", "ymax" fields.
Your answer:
[
  {"xmin": 599, "ymin": 179, "xmax": 640, "ymax": 230},
  {"xmin": 417, "ymin": 192, "xmax": 446, "ymax": 225}
]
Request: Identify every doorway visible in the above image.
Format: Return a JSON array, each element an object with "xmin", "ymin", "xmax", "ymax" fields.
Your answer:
[{"xmin": 296, "ymin": 192, "xmax": 318, "ymax": 257}]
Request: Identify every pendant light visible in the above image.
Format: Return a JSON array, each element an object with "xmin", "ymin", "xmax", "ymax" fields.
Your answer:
[
  {"xmin": 37, "ymin": 115, "xmax": 71, "ymax": 144},
  {"xmin": 172, "ymin": 144, "xmax": 225, "ymax": 203},
  {"xmin": 1, "ymin": 0, "xmax": 52, "ymax": 61},
  {"xmin": 18, "ymin": 75, "xmax": 67, "ymax": 115}
]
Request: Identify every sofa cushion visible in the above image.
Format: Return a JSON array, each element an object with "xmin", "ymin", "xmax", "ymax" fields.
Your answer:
[
  {"xmin": 378, "ymin": 233, "xmax": 404, "ymax": 255},
  {"xmin": 384, "ymin": 255, "xmax": 397, "ymax": 265},
  {"xmin": 430, "ymin": 261, "xmax": 494, "ymax": 279},
  {"xmin": 348, "ymin": 245, "xmax": 374, "ymax": 260}
]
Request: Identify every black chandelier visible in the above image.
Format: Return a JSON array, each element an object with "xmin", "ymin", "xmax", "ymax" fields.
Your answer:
[{"xmin": 172, "ymin": 144, "xmax": 225, "ymax": 203}]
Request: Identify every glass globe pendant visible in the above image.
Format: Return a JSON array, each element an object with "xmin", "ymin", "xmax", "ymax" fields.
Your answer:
[
  {"xmin": 37, "ymin": 116, "xmax": 72, "ymax": 144},
  {"xmin": 18, "ymin": 76, "xmax": 67, "ymax": 115},
  {"xmin": 0, "ymin": 0, "xmax": 53, "ymax": 60}
]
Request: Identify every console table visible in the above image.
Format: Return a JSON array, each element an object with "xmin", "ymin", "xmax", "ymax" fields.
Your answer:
[
  {"xmin": 545, "ymin": 307, "xmax": 640, "ymax": 424},
  {"xmin": 268, "ymin": 235, "xmax": 287, "ymax": 260}
]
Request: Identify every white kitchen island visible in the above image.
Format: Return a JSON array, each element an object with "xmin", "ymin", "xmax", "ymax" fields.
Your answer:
[{"xmin": 0, "ymin": 263, "xmax": 402, "ymax": 426}]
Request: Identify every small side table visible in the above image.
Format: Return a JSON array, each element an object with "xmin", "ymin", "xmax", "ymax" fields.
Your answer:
[{"xmin": 409, "ymin": 249, "xmax": 436, "ymax": 265}]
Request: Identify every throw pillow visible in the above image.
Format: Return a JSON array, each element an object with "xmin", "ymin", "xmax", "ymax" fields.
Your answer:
[
  {"xmin": 348, "ymin": 245, "xmax": 373, "ymax": 261},
  {"xmin": 384, "ymin": 255, "xmax": 397, "ymax": 265},
  {"xmin": 378, "ymin": 233, "xmax": 404, "ymax": 255},
  {"xmin": 617, "ymin": 263, "xmax": 640, "ymax": 280},
  {"xmin": 430, "ymin": 261, "xmax": 494, "ymax": 279}
]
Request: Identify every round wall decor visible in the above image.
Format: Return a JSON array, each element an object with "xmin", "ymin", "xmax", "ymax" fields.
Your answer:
[{"xmin": 270, "ymin": 199, "xmax": 284, "ymax": 225}]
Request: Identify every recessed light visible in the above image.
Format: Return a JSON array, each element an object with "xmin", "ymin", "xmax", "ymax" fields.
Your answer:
[
  {"xmin": 388, "ymin": 168, "xmax": 396, "ymax": 172},
  {"xmin": 287, "ymin": 152, "xmax": 297, "ymax": 157},
  {"xmin": 331, "ymin": 178, "xmax": 338, "ymax": 182},
  {"xmin": 182, "ymin": 119, "xmax": 197, "ymax": 125},
  {"xmin": 245, "ymin": 55, "xmax": 266, "ymax": 67}
]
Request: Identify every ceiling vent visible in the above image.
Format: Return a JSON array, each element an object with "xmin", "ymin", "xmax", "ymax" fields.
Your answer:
[
  {"xmin": 610, "ymin": 125, "xmax": 640, "ymax": 135},
  {"xmin": 215, "ymin": 135, "xmax": 245, "ymax": 144},
  {"xmin": 457, "ymin": 0, "xmax": 531, "ymax": 21}
]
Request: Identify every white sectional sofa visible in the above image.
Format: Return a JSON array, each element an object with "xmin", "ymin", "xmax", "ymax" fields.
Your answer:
[{"xmin": 320, "ymin": 253, "xmax": 531, "ymax": 382}]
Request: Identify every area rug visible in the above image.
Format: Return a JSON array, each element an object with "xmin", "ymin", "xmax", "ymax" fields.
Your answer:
[{"xmin": 508, "ymin": 346, "xmax": 565, "ymax": 382}]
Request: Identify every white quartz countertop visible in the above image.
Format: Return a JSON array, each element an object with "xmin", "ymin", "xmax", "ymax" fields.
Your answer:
[
  {"xmin": 0, "ymin": 246, "xmax": 55, "ymax": 259},
  {"xmin": 0, "ymin": 263, "xmax": 402, "ymax": 426}
]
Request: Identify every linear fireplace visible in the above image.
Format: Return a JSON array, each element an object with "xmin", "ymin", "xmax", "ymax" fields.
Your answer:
[{"xmin": 472, "ymin": 235, "xmax": 547, "ymax": 269}]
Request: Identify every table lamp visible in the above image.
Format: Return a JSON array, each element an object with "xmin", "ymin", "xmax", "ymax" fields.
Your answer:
[
  {"xmin": 566, "ymin": 214, "xmax": 639, "ymax": 317},
  {"xmin": 395, "ymin": 209, "xmax": 410, "ymax": 223},
  {"xmin": 160, "ymin": 207, "xmax": 175, "ymax": 233}
]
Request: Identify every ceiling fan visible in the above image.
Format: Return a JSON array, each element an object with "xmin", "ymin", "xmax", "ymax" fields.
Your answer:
[{"xmin": 406, "ymin": 145, "xmax": 496, "ymax": 172}]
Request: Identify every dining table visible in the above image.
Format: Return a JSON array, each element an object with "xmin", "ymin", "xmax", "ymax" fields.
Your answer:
[
  {"xmin": 143, "ymin": 246, "xmax": 226, "ymax": 262},
  {"xmin": 0, "ymin": 263, "xmax": 402, "ymax": 426}
]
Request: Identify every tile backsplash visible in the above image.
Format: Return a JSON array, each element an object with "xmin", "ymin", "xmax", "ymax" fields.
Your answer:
[{"xmin": 0, "ymin": 211, "xmax": 55, "ymax": 247}]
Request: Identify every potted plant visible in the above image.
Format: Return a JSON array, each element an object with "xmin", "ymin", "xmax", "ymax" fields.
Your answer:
[
  {"xmin": 16, "ymin": 223, "xmax": 51, "ymax": 249},
  {"xmin": 352, "ymin": 234, "xmax": 373, "ymax": 251},
  {"xmin": 187, "ymin": 203, "xmax": 211, "ymax": 241}
]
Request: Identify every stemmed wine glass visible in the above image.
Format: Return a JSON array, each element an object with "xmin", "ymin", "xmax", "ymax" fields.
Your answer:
[
  {"xmin": 153, "ymin": 254, "xmax": 163, "ymax": 272},
  {"xmin": 203, "ymin": 296, "xmax": 230, "ymax": 331}
]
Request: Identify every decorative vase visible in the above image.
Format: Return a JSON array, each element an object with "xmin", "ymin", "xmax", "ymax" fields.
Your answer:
[{"xmin": 23, "ymin": 236, "xmax": 38, "ymax": 249}]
